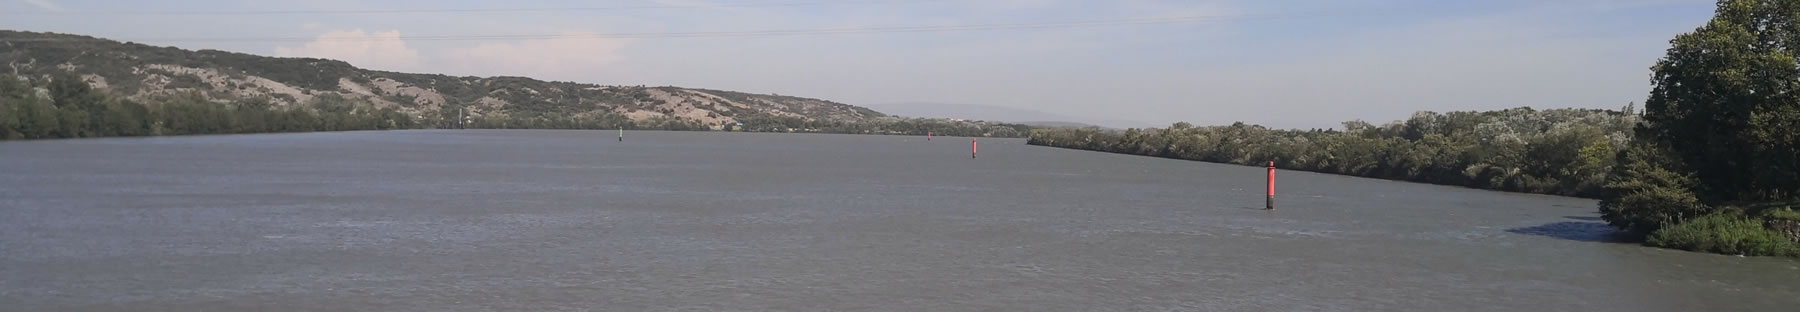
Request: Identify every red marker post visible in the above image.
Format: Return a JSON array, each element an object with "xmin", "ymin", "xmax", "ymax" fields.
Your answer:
[
  {"xmin": 971, "ymin": 138, "xmax": 979, "ymax": 159},
  {"xmin": 1266, "ymin": 161, "xmax": 1276, "ymax": 210}
]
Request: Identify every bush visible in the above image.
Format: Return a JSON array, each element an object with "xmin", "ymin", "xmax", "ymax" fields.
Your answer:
[{"xmin": 1646, "ymin": 211, "xmax": 1798, "ymax": 257}]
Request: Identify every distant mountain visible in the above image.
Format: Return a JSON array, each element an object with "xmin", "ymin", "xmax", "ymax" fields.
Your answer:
[
  {"xmin": 866, "ymin": 102, "xmax": 1149, "ymax": 129},
  {"xmin": 0, "ymin": 30, "xmax": 883, "ymax": 126}
]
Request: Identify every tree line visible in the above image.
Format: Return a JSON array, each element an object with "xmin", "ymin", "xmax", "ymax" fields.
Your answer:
[
  {"xmin": 0, "ymin": 74, "xmax": 1030, "ymax": 140},
  {"xmin": 1028, "ymin": 107, "xmax": 1636, "ymax": 198}
]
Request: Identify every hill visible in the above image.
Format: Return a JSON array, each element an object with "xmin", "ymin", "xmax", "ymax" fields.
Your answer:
[{"xmin": 0, "ymin": 30, "xmax": 883, "ymax": 129}]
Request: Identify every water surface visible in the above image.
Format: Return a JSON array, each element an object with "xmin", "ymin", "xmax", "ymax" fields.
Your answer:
[{"xmin": 2, "ymin": 130, "xmax": 1796, "ymax": 311}]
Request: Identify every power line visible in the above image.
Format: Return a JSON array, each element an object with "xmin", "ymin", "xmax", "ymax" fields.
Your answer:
[
  {"xmin": 4, "ymin": 14, "xmax": 1303, "ymax": 43},
  {"xmin": 3, "ymin": 0, "xmax": 940, "ymax": 15}
]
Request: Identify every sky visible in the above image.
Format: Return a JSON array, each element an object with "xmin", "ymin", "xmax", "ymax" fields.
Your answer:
[{"xmin": 2, "ymin": 0, "xmax": 1718, "ymax": 129}]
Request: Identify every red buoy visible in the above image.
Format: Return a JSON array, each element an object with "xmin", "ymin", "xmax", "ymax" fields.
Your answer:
[
  {"xmin": 1266, "ymin": 161, "xmax": 1276, "ymax": 210},
  {"xmin": 971, "ymin": 138, "xmax": 978, "ymax": 159}
]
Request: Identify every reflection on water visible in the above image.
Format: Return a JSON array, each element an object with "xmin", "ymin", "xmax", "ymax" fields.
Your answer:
[{"xmin": 1506, "ymin": 221, "xmax": 1623, "ymax": 243}]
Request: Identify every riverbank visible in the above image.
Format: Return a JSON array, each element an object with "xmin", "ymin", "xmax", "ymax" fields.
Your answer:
[{"xmin": 1025, "ymin": 107, "xmax": 1636, "ymax": 199}]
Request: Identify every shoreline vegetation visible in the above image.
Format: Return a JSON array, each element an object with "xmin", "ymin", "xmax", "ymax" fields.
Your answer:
[
  {"xmin": 0, "ymin": 75, "xmax": 417, "ymax": 139},
  {"xmin": 1027, "ymin": 107, "xmax": 1636, "ymax": 199},
  {"xmin": 0, "ymin": 74, "xmax": 1031, "ymax": 140}
]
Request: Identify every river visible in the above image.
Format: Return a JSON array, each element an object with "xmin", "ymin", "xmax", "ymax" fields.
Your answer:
[{"xmin": 1, "ymin": 130, "xmax": 1795, "ymax": 311}]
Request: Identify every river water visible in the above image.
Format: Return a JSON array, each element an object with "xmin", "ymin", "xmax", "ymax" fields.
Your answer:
[{"xmin": 1, "ymin": 130, "xmax": 1795, "ymax": 311}]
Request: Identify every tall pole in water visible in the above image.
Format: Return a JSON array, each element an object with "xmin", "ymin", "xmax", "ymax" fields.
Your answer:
[
  {"xmin": 1266, "ymin": 161, "xmax": 1276, "ymax": 210},
  {"xmin": 971, "ymin": 138, "xmax": 978, "ymax": 159}
]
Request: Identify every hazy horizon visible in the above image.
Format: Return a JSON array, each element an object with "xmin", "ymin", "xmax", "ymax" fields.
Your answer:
[{"xmin": 1, "ymin": 0, "xmax": 1716, "ymax": 129}]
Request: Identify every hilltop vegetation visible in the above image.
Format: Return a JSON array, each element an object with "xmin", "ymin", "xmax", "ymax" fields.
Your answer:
[
  {"xmin": 1028, "ymin": 107, "xmax": 1637, "ymax": 198},
  {"xmin": 0, "ymin": 30, "xmax": 1030, "ymax": 138}
]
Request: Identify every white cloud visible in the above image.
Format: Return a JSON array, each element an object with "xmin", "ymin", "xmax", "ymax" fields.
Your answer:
[
  {"xmin": 439, "ymin": 33, "xmax": 629, "ymax": 81},
  {"xmin": 274, "ymin": 29, "xmax": 423, "ymax": 72},
  {"xmin": 21, "ymin": 0, "xmax": 62, "ymax": 12}
]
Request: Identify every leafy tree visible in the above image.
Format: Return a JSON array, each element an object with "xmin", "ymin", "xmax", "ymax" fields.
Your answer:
[
  {"xmin": 1638, "ymin": 0, "xmax": 1800, "ymax": 204},
  {"xmin": 0, "ymin": 75, "xmax": 31, "ymax": 139},
  {"xmin": 19, "ymin": 98, "xmax": 61, "ymax": 139},
  {"xmin": 1594, "ymin": 0, "xmax": 1800, "ymax": 251}
]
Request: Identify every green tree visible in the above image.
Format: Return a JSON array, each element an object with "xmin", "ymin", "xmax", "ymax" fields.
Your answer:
[
  {"xmin": 0, "ymin": 75, "xmax": 29, "ymax": 139},
  {"xmin": 1637, "ymin": 0, "xmax": 1800, "ymax": 204},
  {"xmin": 18, "ymin": 96, "xmax": 61, "ymax": 139},
  {"xmin": 1595, "ymin": 0, "xmax": 1800, "ymax": 251},
  {"xmin": 1599, "ymin": 142, "xmax": 1709, "ymax": 238},
  {"xmin": 100, "ymin": 99, "xmax": 150, "ymax": 136}
]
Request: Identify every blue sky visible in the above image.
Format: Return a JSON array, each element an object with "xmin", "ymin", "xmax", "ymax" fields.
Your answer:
[{"xmin": 3, "ymin": 0, "xmax": 1717, "ymax": 128}]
